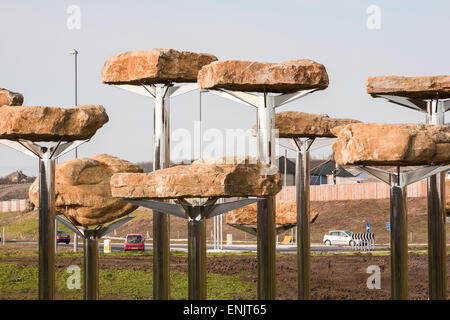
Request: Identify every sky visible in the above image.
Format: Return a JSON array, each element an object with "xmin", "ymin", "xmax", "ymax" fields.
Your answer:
[{"xmin": 0, "ymin": 0, "xmax": 449, "ymax": 176}]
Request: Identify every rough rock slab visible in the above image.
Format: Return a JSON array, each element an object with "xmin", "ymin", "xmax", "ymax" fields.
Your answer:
[
  {"xmin": 253, "ymin": 111, "xmax": 360, "ymax": 138},
  {"xmin": 332, "ymin": 123, "xmax": 450, "ymax": 166},
  {"xmin": 0, "ymin": 105, "xmax": 108, "ymax": 142},
  {"xmin": 101, "ymin": 48, "xmax": 218, "ymax": 85},
  {"xmin": 367, "ymin": 76, "xmax": 450, "ymax": 99},
  {"xmin": 226, "ymin": 201, "xmax": 319, "ymax": 225},
  {"xmin": 29, "ymin": 154, "xmax": 143, "ymax": 226},
  {"xmin": 198, "ymin": 60, "xmax": 329, "ymax": 93},
  {"xmin": 111, "ymin": 156, "xmax": 282, "ymax": 199},
  {"xmin": 0, "ymin": 88, "xmax": 23, "ymax": 106}
]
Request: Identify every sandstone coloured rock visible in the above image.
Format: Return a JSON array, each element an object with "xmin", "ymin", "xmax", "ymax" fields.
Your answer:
[
  {"xmin": 252, "ymin": 111, "xmax": 360, "ymax": 138},
  {"xmin": 332, "ymin": 123, "xmax": 450, "ymax": 166},
  {"xmin": 0, "ymin": 88, "xmax": 23, "ymax": 106},
  {"xmin": 29, "ymin": 154, "xmax": 143, "ymax": 226},
  {"xmin": 0, "ymin": 105, "xmax": 109, "ymax": 142},
  {"xmin": 111, "ymin": 157, "xmax": 282, "ymax": 199},
  {"xmin": 101, "ymin": 48, "xmax": 218, "ymax": 85},
  {"xmin": 226, "ymin": 201, "xmax": 319, "ymax": 225},
  {"xmin": 367, "ymin": 76, "xmax": 450, "ymax": 99},
  {"xmin": 198, "ymin": 59, "xmax": 329, "ymax": 93}
]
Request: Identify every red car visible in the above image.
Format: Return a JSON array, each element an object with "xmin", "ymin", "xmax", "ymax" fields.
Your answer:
[
  {"xmin": 124, "ymin": 234, "xmax": 145, "ymax": 251},
  {"xmin": 57, "ymin": 230, "xmax": 71, "ymax": 244}
]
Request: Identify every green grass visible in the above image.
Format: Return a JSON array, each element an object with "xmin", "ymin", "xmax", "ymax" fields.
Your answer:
[{"xmin": 0, "ymin": 262, "xmax": 255, "ymax": 300}]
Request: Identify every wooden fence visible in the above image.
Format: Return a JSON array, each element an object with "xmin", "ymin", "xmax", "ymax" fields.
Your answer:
[
  {"xmin": 276, "ymin": 180, "xmax": 427, "ymax": 202},
  {"xmin": 0, "ymin": 199, "xmax": 30, "ymax": 212}
]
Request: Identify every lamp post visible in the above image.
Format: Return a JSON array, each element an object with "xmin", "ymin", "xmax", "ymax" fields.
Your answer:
[
  {"xmin": 69, "ymin": 49, "xmax": 79, "ymax": 252},
  {"xmin": 68, "ymin": 49, "xmax": 78, "ymax": 157}
]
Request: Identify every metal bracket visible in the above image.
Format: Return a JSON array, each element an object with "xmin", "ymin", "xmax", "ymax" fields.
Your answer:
[
  {"xmin": 112, "ymin": 82, "xmax": 198, "ymax": 100},
  {"xmin": 371, "ymin": 94, "xmax": 428, "ymax": 113},
  {"xmin": 122, "ymin": 199, "xmax": 186, "ymax": 219},
  {"xmin": 56, "ymin": 215, "xmax": 135, "ymax": 239},
  {"xmin": 208, "ymin": 88, "xmax": 317, "ymax": 109},
  {"xmin": 358, "ymin": 164, "xmax": 450, "ymax": 187},
  {"xmin": 121, "ymin": 197, "xmax": 259, "ymax": 221},
  {"xmin": 0, "ymin": 138, "xmax": 89, "ymax": 160},
  {"xmin": 444, "ymin": 100, "xmax": 450, "ymax": 112},
  {"xmin": 291, "ymin": 137, "xmax": 315, "ymax": 152},
  {"xmin": 273, "ymin": 89, "xmax": 317, "ymax": 107}
]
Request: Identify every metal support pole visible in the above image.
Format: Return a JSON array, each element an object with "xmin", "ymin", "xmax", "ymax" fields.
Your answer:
[
  {"xmin": 83, "ymin": 229, "xmax": 99, "ymax": 300},
  {"xmin": 188, "ymin": 215, "xmax": 207, "ymax": 300},
  {"xmin": 153, "ymin": 85, "xmax": 171, "ymax": 300},
  {"xmin": 38, "ymin": 151, "xmax": 56, "ymax": 300},
  {"xmin": 426, "ymin": 100, "xmax": 447, "ymax": 300},
  {"xmin": 74, "ymin": 234, "xmax": 78, "ymax": 252},
  {"xmin": 390, "ymin": 181, "xmax": 408, "ymax": 300},
  {"xmin": 256, "ymin": 93, "xmax": 276, "ymax": 300},
  {"xmin": 296, "ymin": 140, "xmax": 310, "ymax": 300},
  {"xmin": 257, "ymin": 196, "xmax": 276, "ymax": 299}
]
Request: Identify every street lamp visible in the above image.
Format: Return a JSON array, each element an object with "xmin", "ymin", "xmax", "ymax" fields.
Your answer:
[
  {"xmin": 69, "ymin": 49, "xmax": 79, "ymax": 252},
  {"xmin": 68, "ymin": 49, "xmax": 78, "ymax": 158}
]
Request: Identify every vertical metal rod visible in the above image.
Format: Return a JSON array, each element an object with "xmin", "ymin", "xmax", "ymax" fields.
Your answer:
[
  {"xmin": 257, "ymin": 197, "xmax": 276, "ymax": 299},
  {"xmin": 296, "ymin": 140, "xmax": 310, "ymax": 300},
  {"xmin": 152, "ymin": 86, "xmax": 171, "ymax": 300},
  {"xmin": 426, "ymin": 100, "xmax": 447, "ymax": 300},
  {"xmin": 220, "ymin": 213, "xmax": 223, "ymax": 250},
  {"xmin": 188, "ymin": 216, "xmax": 207, "ymax": 300},
  {"xmin": 74, "ymin": 234, "xmax": 78, "ymax": 252},
  {"xmin": 83, "ymin": 230, "xmax": 99, "ymax": 300},
  {"xmin": 256, "ymin": 93, "xmax": 276, "ymax": 300},
  {"xmin": 213, "ymin": 215, "xmax": 217, "ymax": 250},
  {"xmin": 73, "ymin": 51, "xmax": 79, "ymax": 251},
  {"xmin": 55, "ymin": 219, "xmax": 58, "ymax": 253},
  {"xmin": 38, "ymin": 151, "xmax": 56, "ymax": 300},
  {"xmin": 390, "ymin": 183, "xmax": 408, "ymax": 300}
]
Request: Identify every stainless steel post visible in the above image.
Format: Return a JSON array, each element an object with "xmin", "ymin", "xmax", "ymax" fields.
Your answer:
[
  {"xmin": 153, "ymin": 85, "xmax": 171, "ymax": 300},
  {"xmin": 256, "ymin": 93, "xmax": 276, "ymax": 300},
  {"xmin": 426, "ymin": 100, "xmax": 447, "ymax": 300},
  {"xmin": 390, "ymin": 179, "xmax": 408, "ymax": 300},
  {"xmin": 188, "ymin": 213, "xmax": 207, "ymax": 300},
  {"xmin": 74, "ymin": 233, "xmax": 78, "ymax": 252},
  {"xmin": 296, "ymin": 140, "xmax": 310, "ymax": 300},
  {"xmin": 38, "ymin": 150, "xmax": 56, "ymax": 300},
  {"xmin": 83, "ymin": 229, "xmax": 99, "ymax": 300}
]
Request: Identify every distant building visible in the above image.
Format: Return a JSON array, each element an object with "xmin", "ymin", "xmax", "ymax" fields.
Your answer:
[
  {"xmin": 5, "ymin": 170, "xmax": 28, "ymax": 183},
  {"xmin": 310, "ymin": 160, "xmax": 355, "ymax": 185},
  {"xmin": 274, "ymin": 157, "xmax": 336, "ymax": 186},
  {"xmin": 274, "ymin": 156, "xmax": 296, "ymax": 186}
]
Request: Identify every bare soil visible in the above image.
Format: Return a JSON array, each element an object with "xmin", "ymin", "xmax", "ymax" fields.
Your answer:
[{"xmin": 1, "ymin": 244, "xmax": 448, "ymax": 300}]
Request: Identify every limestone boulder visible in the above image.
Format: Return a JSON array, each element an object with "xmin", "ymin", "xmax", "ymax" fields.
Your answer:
[
  {"xmin": 332, "ymin": 123, "xmax": 450, "ymax": 166},
  {"xmin": 252, "ymin": 111, "xmax": 360, "ymax": 138},
  {"xmin": 198, "ymin": 60, "xmax": 329, "ymax": 93},
  {"xmin": 111, "ymin": 156, "xmax": 282, "ymax": 199},
  {"xmin": 226, "ymin": 201, "xmax": 319, "ymax": 225},
  {"xmin": 101, "ymin": 48, "xmax": 218, "ymax": 85},
  {"xmin": 29, "ymin": 154, "xmax": 143, "ymax": 226},
  {"xmin": 367, "ymin": 76, "xmax": 450, "ymax": 99},
  {"xmin": 0, "ymin": 88, "xmax": 23, "ymax": 106},
  {"xmin": 0, "ymin": 105, "xmax": 108, "ymax": 142}
]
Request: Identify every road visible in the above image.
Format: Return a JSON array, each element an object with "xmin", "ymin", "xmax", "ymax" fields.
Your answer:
[{"xmin": 51, "ymin": 242, "xmax": 389, "ymax": 254}]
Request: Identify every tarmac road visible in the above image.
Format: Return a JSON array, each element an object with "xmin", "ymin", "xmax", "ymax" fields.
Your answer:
[{"xmin": 51, "ymin": 242, "xmax": 389, "ymax": 254}]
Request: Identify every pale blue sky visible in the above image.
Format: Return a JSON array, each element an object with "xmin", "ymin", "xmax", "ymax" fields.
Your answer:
[{"xmin": 1, "ymin": 0, "xmax": 449, "ymax": 176}]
